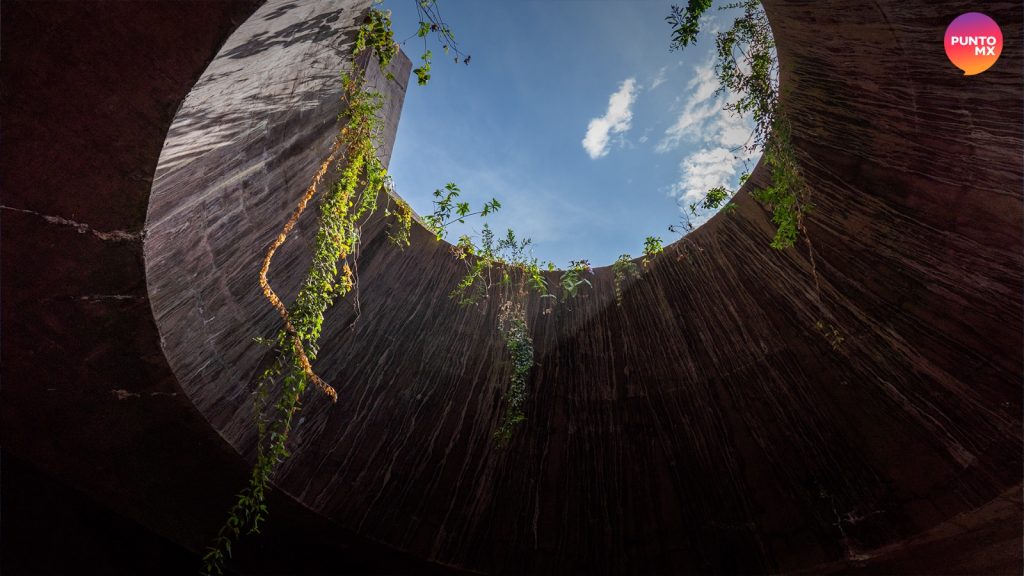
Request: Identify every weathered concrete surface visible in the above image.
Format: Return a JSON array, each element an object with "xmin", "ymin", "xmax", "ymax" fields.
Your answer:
[{"xmin": 3, "ymin": 0, "xmax": 1022, "ymax": 574}]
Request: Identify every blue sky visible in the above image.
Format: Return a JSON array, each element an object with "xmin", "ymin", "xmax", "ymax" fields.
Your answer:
[{"xmin": 381, "ymin": 0, "xmax": 757, "ymax": 267}]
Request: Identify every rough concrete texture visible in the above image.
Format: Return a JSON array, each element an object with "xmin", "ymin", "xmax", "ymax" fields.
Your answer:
[{"xmin": 3, "ymin": 0, "xmax": 1022, "ymax": 575}]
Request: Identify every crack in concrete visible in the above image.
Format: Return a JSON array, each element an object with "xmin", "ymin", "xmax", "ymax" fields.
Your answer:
[
  {"xmin": 77, "ymin": 294, "xmax": 146, "ymax": 302},
  {"xmin": 39, "ymin": 294, "xmax": 147, "ymax": 304},
  {"xmin": 1, "ymin": 205, "xmax": 143, "ymax": 242},
  {"xmin": 110, "ymin": 389, "xmax": 177, "ymax": 400},
  {"xmin": 111, "ymin": 389, "xmax": 141, "ymax": 400}
]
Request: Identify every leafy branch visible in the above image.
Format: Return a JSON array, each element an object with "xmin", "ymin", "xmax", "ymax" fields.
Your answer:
[
  {"xmin": 642, "ymin": 236, "xmax": 664, "ymax": 267},
  {"xmin": 420, "ymin": 186, "xmax": 606, "ymax": 445},
  {"xmin": 401, "ymin": 0, "xmax": 472, "ymax": 84},
  {"xmin": 559, "ymin": 260, "xmax": 592, "ymax": 300},
  {"xmin": 422, "ymin": 182, "xmax": 500, "ymax": 240},
  {"xmin": 666, "ymin": 0, "xmax": 714, "ymax": 49}
]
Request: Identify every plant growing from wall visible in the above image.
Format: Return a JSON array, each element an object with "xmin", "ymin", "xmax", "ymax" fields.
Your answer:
[
  {"xmin": 449, "ymin": 243, "xmax": 598, "ymax": 442},
  {"xmin": 422, "ymin": 185, "xmax": 602, "ymax": 444},
  {"xmin": 493, "ymin": 300, "xmax": 533, "ymax": 446},
  {"xmin": 443, "ymin": 219, "xmax": 547, "ymax": 444},
  {"xmin": 642, "ymin": 235, "xmax": 664, "ymax": 267},
  {"xmin": 612, "ymin": 254, "xmax": 640, "ymax": 306},
  {"xmin": 559, "ymin": 259, "xmax": 592, "ymax": 300},
  {"xmin": 385, "ymin": 196, "xmax": 414, "ymax": 247},
  {"xmin": 355, "ymin": 5, "xmax": 399, "ymax": 76}
]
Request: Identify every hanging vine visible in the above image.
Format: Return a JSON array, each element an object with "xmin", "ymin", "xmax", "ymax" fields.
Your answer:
[
  {"xmin": 442, "ymin": 231, "xmax": 603, "ymax": 443},
  {"xmin": 494, "ymin": 300, "xmax": 533, "ymax": 446},
  {"xmin": 421, "ymin": 185, "xmax": 598, "ymax": 444},
  {"xmin": 384, "ymin": 195, "xmax": 414, "ymax": 247},
  {"xmin": 200, "ymin": 7, "xmax": 407, "ymax": 575},
  {"xmin": 397, "ymin": 0, "xmax": 471, "ymax": 85}
]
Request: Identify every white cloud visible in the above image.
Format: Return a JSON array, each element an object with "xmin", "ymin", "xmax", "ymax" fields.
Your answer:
[
  {"xmin": 673, "ymin": 147, "xmax": 738, "ymax": 202},
  {"xmin": 661, "ymin": 55, "xmax": 758, "ymax": 208},
  {"xmin": 647, "ymin": 66, "xmax": 668, "ymax": 91},
  {"xmin": 689, "ymin": 61, "xmax": 720, "ymax": 101},
  {"xmin": 715, "ymin": 113, "xmax": 751, "ymax": 149},
  {"xmin": 582, "ymin": 78, "xmax": 638, "ymax": 159},
  {"xmin": 656, "ymin": 61, "xmax": 719, "ymax": 153}
]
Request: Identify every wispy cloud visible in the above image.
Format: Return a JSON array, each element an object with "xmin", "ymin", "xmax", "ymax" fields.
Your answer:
[
  {"xmin": 660, "ymin": 56, "xmax": 756, "ymax": 206},
  {"xmin": 655, "ymin": 61, "xmax": 719, "ymax": 153},
  {"xmin": 582, "ymin": 78, "xmax": 638, "ymax": 159},
  {"xmin": 647, "ymin": 66, "xmax": 668, "ymax": 91},
  {"xmin": 673, "ymin": 147, "xmax": 739, "ymax": 202}
]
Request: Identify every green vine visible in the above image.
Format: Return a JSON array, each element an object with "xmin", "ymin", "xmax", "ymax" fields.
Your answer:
[
  {"xmin": 447, "ymin": 223, "xmax": 553, "ymax": 304},
  {"xmin": 421, "ymin": 187, "xmax": 585, "ymax": 445},
  {"xmin": 204, "ymin": 3, "xmax": 481, "ymax": 564},
  {"xmin": 666, "ymin": 0, "xmax": 714, "ymax": 49},
  {"xmin": 642, "ymin": 236, "xmax": 664, "ymax": 267},
  {"xmin": 201, "ymin": 8, "xmax": 401, "ymax": 575},
  {"xmin": 385, "ymin": 196, "xmax": 414, "ymax": 247},
  {"xmin": 559, "ymin": 260, "xmax": 592, "ymax": 300},
  {"xmin": 354, "ymin": 6, "xmax": 398, "ymax": 78},
  {"xmin": 403, "ymin": 0, "xmax": 472, "ymax": 85},
  {"xmin": 754, "ymin": 118, "xmax": 809, "ymax": 249},
  {"xmin": 493, "ymin": 301, "xmax": 533, "ymax": 447},
  {"xmin": 612, "ymin": 254, "xmax": 640, "ymax": 306}
]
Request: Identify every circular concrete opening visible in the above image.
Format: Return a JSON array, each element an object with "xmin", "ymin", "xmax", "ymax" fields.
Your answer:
[{"xmin": 143, "ymin": 1, "xmax": 1022, "ymax": 574}]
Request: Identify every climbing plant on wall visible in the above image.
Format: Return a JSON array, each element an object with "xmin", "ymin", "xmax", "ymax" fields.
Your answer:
[{"xmin": 200, "ymin": 5, "xmax": 428, "ymax": 573}]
